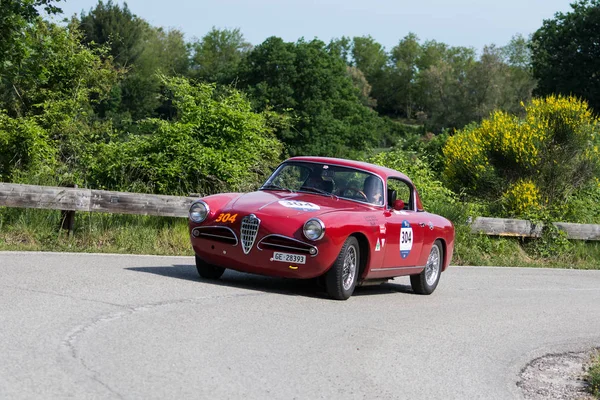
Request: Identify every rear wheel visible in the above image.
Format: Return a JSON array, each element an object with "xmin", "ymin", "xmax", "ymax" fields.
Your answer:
[
  {"xmin": 410, "ymin": 240, "xmax": 443, "ymax": 295},
  {"xmin": 325, "ymin": 236, "xmax": 360, "ymax": 300},
  {"xmin": 195, "ymin": 255, "xmax": 225, "ymax": 280}
]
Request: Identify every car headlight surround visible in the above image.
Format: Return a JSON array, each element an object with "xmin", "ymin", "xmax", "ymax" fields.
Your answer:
[
  {"xmin": 189, "ymin": 201, "xmax": 209, "ymax": 223},
  {"xmin": 303, "ymin": 218, "xmax": 325, "ymax": 241}
]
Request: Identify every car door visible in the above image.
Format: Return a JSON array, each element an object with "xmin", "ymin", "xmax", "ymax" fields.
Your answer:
[{"xmin": 382, "ymin": 178, "xmax": 425, "ymax": 268}]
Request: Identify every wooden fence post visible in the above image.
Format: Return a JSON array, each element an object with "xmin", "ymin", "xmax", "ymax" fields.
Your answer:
[{"xmin": 60, "ymin": 184, "xmax": 77, "ymax": 234}]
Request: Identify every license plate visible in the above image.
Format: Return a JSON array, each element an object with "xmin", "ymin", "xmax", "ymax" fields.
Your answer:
[{"xmin": 273, "ymin": 252, "xmax": 306, "ymax": 264}]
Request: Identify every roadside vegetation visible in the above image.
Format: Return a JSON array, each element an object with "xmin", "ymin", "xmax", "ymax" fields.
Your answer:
[
  {"xmin": 588, "ymin": 351, "xmax": 600, "ymax": 398},
  {"xmin": 1, "ymin": 0, "xmax": 600, "ymax": 267}
]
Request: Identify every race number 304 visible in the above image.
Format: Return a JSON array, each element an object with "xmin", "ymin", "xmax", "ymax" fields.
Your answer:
[{"xmin": 400, "ymin": 220, "xmax": 413, "ymax": 259}]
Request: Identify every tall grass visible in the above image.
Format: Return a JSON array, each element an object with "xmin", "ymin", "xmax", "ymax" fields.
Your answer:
[{"xmin": 0, "ymin": 207, "xmax": 192, "ymax": 255}]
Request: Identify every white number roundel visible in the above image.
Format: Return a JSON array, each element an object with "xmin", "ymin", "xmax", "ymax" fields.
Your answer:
[{"xmin": 400, "ymin": 220, "xmax": 412, "ymax": 259}]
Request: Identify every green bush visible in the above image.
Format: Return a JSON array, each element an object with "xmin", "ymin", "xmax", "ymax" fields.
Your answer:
[
  {"xmin": 0, "ymin": 112, "xmax": 57, "ymax": 181},
  {"xmin": 87, "ymin": 76, "xmax": 284, "ymax": 195},
  {"xmin": 443, "ymin": 95, "xmax": 600, "ymax": 219},
  {"xmin": 563, "ymin": 178, "xmax": 600, "ymax": 224}
]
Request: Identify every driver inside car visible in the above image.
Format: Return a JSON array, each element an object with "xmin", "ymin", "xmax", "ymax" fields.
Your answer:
[{"xmin": 363, "ymin": 175, "xmax": 384, "ymax": 205}]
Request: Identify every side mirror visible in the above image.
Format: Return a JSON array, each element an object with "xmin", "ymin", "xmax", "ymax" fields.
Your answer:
[{"xmin": 393, "ymin": 199, "xmax": 405, "ymax": 211}]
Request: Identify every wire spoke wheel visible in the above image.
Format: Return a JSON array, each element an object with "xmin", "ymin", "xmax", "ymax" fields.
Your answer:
[
  {"xmin": 410, "ymin": 240, "xmax": 443, "ymax": 295},
  {"xmin": 425, "ymin": 245, "xmax": 440, "ymax": 286},
  {"xmin": 342, "ymin": 245, "xmax": 357, "ymax": 291},
  {"xmin": 326, "ymin": 236, "xmax": 360, "ymax": 300}
]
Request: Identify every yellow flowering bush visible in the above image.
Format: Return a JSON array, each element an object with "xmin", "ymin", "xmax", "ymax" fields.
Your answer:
[
  {"xmin": 501, "ymin": 180, "xmax": 542, "ymax": 217},
  {"xmin": 443, "ymin": 95, "xmax": 600, "ymax": 218}
]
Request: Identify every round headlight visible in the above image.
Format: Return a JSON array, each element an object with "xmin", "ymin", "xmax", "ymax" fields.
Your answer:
[
  {"xmin": 189, "ymin": 201, "xmax": 209, "ymax": 223},
  {"xmin": 303, "ymin": 218, "xmax": 325, "ymax": 241}
]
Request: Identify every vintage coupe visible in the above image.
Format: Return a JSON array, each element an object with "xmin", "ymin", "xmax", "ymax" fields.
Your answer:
[{"xmin": 188, "ymin": 156, "xmax": 454, "ymax": 300}]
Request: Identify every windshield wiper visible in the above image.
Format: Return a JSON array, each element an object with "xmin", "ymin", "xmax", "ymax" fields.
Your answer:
[
  {"xmin": 298, "ymin": 186, "xmax": 337, "ymax": 198},
  {"xmin": 260, "ymin": 184, "xmax": 294, "ymax": 193}
]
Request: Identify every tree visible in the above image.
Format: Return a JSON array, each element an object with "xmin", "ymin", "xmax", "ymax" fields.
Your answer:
[
  {"xmin": 0, "ymin": 18, "xmax": 120, "ymax": 184},
  {"xmin": 498, "ymin": 35, "xmax": 537, "ymax": 116},
  {"xmin": 530, "ymin": 0, "xmax": 600, "ymax": 113},
  {"xmin": 237, "ymin": 37, "xmax": 384, "ymax": 157},
  {"xmin": 417, "ymin": 45, "xmax": 477, "ymax": 130},
  {"xmin": 346, "ymin": 66, "xmax": 376, "ymax": 108},
  {"xmin": 390, "ymin": 33, "xmax": 422, "ymax": 118},
  {"xmin": 78, "ymin": 2, "xmax": 190, "ymax": 121},
  {"xmin": 350, "ymin": 36, "xmax": 393, "ymax": 116},
  {"xmin": 79, "ymin": 0, "xmax": 144, "ymax": 68},
  {"xmin": 0, "ymin": 0, "xmax": 64, "ymax": 115},
  {"xmin": 351, "ymin": 36, "xmax": 388, "ymax": 78},
  {"xmin": 189, "ymin": 27, "xmax": 251, "ymax": 83},
  {"xmin": 0, "ymin": 0, "xmax": 62, "ymax": 64}
]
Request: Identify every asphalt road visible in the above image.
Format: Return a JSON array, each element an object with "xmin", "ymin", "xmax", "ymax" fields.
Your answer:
[{"xmin": 1, "ymin": 252, "xmax": 599, "ymax": 400}]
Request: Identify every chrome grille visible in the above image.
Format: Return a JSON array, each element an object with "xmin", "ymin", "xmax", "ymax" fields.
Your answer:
[
  {"xmin": 192, "ymin": 226, "xmax": 238, "ymax": 246},
  {"xmin": 257, "ymin": 234, "xmax": 318, "ymax": 256},
  {"xmin": 240, "ymin": 214, "xmax": 260, "ymax": 254}
]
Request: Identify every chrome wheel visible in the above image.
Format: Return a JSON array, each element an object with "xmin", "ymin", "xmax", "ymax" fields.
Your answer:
[
  {"xmin": 425, "ymin": 244, "xmax": 441, "ymax": 286},
  {"xmin": 342, "ymin": 245, "xmax": 357, "ymax": 291},
  {"xmin": 325, "ymin": 236, "xmax": 360, "ymax": 300}
]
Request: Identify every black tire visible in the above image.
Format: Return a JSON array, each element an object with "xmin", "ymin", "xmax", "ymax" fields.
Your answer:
[
  {"xmin": 410, "ymin": 240, "xmax": 443, "ymax": 295},
  {"xmin": 195, "ymin": 255, "xmax": 225, "ymax": 280},
  {"xmin": 325, "ymin": 236, "xmax": 360, "ymax": 300}
]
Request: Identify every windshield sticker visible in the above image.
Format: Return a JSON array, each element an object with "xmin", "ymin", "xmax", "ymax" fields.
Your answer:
[
  {"xmin": 400, "ymin": 220, "xmax": 413, "ymax": 259},
  {"xmin": 278, "ymin": 200, "xmax": 320, "ymax": 211}
]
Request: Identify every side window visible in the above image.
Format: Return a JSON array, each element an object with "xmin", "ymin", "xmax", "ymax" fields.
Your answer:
[{"xmin": 387, "ymin": 178, "xmax": 413, "ymax": 210}]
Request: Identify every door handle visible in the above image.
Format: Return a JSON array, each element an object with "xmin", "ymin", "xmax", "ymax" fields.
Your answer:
[{"xmin": 419, "ymin": 222, "xmax": 426, "ymax": 228}]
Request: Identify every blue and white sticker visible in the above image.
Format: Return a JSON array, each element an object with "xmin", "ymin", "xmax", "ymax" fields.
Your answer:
[
  {"xmin": 278, "ymin": 200, "xmax": 320, "ymax": 212},
  {"xmin": 400, "ymin": 220, "xmax": 413, "ymax": 259}
]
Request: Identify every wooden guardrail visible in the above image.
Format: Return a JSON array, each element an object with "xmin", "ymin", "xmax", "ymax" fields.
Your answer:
[
  {"xmin": 0, "ymin": 183, "xmax": 197, "ymax": 218},
  {"xmin": 470, "ymin": 217, "xmax": 600, "ymax": 241},
  {"xmin": 1, "ymin": 183, "xmax": 600, "ymax": 240}
]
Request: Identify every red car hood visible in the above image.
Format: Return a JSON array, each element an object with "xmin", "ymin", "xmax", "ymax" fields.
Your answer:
[{"xmin": 221, "ymin": 190, "xmax": 364, "ymax": 219}]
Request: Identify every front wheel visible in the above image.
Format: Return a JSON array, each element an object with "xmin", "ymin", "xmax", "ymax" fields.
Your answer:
[
  {"xmin": 195, "ymin": 255, "xmax": 225, "ymax": 280},
  {"xmin": 325, "ymin": 236, "xmax": 360, "ymax": 300},
  {"xmin": 410, "ymin": 240, "xmax": 443, "ymax": 295}
]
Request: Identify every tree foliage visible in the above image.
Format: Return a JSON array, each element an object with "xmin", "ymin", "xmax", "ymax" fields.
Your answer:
[
  {"xmin": 87, "ymin": 76, "xmax": 284, "ymax": 195},
  {"xmin": 237, "ymin": 37, "xmax": 384, "ymax": 157},
  {"xmin": 78, "ymin": 1, "xmax": 189, "ymax": 121},
  {"xmin": 531, "ymin": 0, "xmax": 600, "ymax": 113},
  {"xmin": 0, "ymin": 0, "xmax": 62, "ymax": 68},
  {"xmin": 189, "ymin": 27, "xmax": 251, "ymax": 84}
]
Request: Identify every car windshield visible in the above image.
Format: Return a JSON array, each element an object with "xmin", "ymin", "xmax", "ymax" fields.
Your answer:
[{"xmin": 261, "ymin": 161, "xmax": 384, "ymax": 206}]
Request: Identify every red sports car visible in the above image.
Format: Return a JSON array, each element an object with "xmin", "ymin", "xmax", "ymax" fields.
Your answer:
[{"xmin": 188, "ymin": 156, "xmax": 454, "ymax": 300}]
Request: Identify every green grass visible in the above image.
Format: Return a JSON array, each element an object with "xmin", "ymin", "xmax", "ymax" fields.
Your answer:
[
  {"xmin": 588, "ymin": 352, "xmax": 600, "ymax": 398},
  {"xmin": 449, "ymin": 225, "xmax": 600, "ymax": 269},
  {"xmin": 1, "ymin": 208, "xmax": 600, "ymax": 269},
  {"xmin": 0, "ymin": 207, "xmax": 192, "ymax": 256}
]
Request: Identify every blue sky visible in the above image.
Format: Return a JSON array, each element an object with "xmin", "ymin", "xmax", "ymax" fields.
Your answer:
[{"xmin": 56, "ymin": 0, "xmax": 573, "ymax": 52}]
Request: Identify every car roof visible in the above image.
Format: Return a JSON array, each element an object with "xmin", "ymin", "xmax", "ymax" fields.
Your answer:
[{"xmin": 287, "ymin": 156, "xmax": 413, "ymax": 184}]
